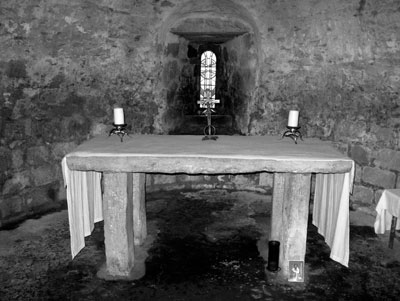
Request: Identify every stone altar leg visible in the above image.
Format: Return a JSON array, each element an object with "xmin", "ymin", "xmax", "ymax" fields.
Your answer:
[
  {"xmin": 271, "ymin": 173, "xmax": 311, "ymax": 279},
  {"xmin": 131, "ymin": 172, "xmax": 147, "ymax": 245},
  {"xmin": 97, "ymin": 172, "xmax": 147, "ymax": 280}
]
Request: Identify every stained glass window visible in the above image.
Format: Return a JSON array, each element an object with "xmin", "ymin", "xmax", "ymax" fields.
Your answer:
[{"xmin": 200, "ymin": 51, "xmax": 216, "ymax": 101}]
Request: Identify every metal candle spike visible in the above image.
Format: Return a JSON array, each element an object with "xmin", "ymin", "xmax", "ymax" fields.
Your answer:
[
  {"xmin": 282, "ymin": 126, "xmax": 303, "ymax": 144},
  {"xmin": 197, "ymin": 92, "xmax": 219, "ymax": 141},
  {"xmin": 109, "ymin": 123, "xmax": 129, "ymax": 142}
]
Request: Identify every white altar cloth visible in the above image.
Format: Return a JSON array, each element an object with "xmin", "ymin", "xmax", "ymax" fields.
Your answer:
[
  {"xmin": 62, "ymin": 157, "xmax": 103, "ymax": 258},
  {"xmin": 374, "ymin": 189, "xmax": 400, "ymax": 234},
  {"xmin": 313, "ymin": 172, "xmax": 353, "ymax": 267}
]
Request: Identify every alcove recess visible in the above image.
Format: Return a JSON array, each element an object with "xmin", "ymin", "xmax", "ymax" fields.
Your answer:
[{"xmin": 165, "ymin": 17, "xmax": 254, "ymax": 135}]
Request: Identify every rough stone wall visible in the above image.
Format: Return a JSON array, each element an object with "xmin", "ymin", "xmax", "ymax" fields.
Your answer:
[
  {"xmin": 224, "ymin": 34, "xmax": 258, "ymax": 133},
  {"xmin": 0, "ymin": 0, "xmax": 165, "ymax": 227},
  {"xmin": 245, "ymin": 0, "xmax": 400, "ymax": 213},
  {"xmin": 0, "ymin": 0, "xmax": 399, "ymax": 227}
]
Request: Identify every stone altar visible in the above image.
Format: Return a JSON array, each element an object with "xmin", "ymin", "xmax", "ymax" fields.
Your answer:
[{"xmin": 62, "ymin": 134, "xmax": 354, "ymax": 280}]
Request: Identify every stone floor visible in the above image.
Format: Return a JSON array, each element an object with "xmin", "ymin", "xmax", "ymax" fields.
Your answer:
[{"xmin": 1, "ymin": 189, "xmax": 399, "ymax": 300}]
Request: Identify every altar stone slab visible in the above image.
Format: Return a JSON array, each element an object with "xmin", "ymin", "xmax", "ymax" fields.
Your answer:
[{"xmin": 66, "ymin": 135, "xmax": 352, "ymax": 174}]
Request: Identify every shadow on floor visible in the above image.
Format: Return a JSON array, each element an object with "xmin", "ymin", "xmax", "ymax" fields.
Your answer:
[{"xmin": 0, "ymin": 189, "xmax": 399, "ymax": 300}]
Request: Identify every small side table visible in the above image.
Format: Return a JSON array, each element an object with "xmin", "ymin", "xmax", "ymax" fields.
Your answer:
[{"xmin": 374, "ymin": 189, "xmax": 400, "ymax": 248}]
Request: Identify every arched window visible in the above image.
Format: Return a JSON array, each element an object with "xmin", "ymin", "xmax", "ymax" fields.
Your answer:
[{"xmin": 200, "ymin": 50, "xmax": 216, "ymax": 101}]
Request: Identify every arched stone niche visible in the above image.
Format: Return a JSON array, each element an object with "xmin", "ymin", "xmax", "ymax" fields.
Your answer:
[{"xmin": 158, "ymin": 0, "xmax": 261, "ymax": 135}]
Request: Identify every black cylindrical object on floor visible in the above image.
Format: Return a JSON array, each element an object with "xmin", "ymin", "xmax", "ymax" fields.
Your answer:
[{"xmin": 267, "ymin": 240, "xmax": 280, "ymax": 272}]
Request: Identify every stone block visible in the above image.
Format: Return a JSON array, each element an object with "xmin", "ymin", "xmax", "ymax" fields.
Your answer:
[
  {"xmin": 362, "ymin": 166, "xmax": 396, "ymax": 188},
  {"xmin": 31, "ymin": 165, "xmax": 57, "ymax": 186},
  {"xmin": 374, "ymin": 148, "xmax": 400, "ymax": 172},
  {"xmin": 11, "ymin": 149, "xmax": 24, "ymax": 170},
  {"xmin": 6, "ymin": 60, "xmax": 27, "ymax": 78},
  {"xmin": 26, "ymin": 145, "xmax": 50, "ymax": 166},
  {"xmin": 51, "ymin": 142, "xmax": 78, "ymax": 160},
  {"xmin": 0, "ymin": 147, "xmax": 12, "ymax": 173},
  {"xmin": 376, "ymin": 127, "xmax": 394, "ymax": 144},
  {"xmin": 351, "ymin": 185, "xmax": 374, "ymax": 205},
  {"xmin": 2, "ymin": 171, "xmax": 31, "ymax": 195},
  {"xmin": 350, "ymin": 144, "xmax": 370, "ymax": 165},
  {"xmin": 4, "ymin": 121, "xmax": 25, "ymax": 141},
  {"xmin": 160, "ymin": 0, "xmax": 174, "ymax": 7},
  {"xmin": 0, "ymin": 195, "xmax": 25, "ymax": 219}
]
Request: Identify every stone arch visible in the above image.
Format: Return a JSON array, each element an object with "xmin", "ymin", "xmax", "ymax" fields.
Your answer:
[{"xmin": 158, "ymin": 0, "xmax": 261, "ymax": 62}]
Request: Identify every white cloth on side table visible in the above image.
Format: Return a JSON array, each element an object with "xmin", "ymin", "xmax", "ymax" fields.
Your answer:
[
  {"xmin": 374, "ymin": 189, "xmax": 400, "ymax": 234},
  {"xmin": 313, "ymin": 166, "xmax": 354, "ymax": 267},
  {"xmin": 62, "ymin": 157, "xmax": 103, "ymax": 258}
]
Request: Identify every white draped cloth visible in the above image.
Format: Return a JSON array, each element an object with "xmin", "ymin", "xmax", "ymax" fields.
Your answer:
[
  {"xmin": 374, "ymin": 189, "xmax": 400, "ymax": 234},
  {"xmin": 62, "ymin": 156, "xmax": 103, "ymax": 258},
  {"xmin": 63, "ymin": 158, "xmax": 354, "ymax": 266},
  {"xmin": 312, "ymin": 164, "xmax": 354, "ymax": 267}
]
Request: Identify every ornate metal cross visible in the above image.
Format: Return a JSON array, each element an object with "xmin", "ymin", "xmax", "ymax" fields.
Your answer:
[{"xmin": 197, "ymin": 90, "xmax": 219, "ymax": 141}]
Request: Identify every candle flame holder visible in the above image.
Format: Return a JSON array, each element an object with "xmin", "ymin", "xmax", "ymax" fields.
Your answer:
[
  {"xmin": 109, "ymin": 123, "xmax": 129, "ymax": 142},
  {"xmin": 282, "ymin": 126, "xmax": 303, "ymax": 144}
]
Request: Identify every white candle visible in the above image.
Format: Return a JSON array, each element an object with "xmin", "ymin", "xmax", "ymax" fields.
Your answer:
[
  {"xmin": 113, "ymin": 107, "xmax": 125, "ymax": 125},
  {"xmin": 288, "ymin": 110, "xmax": 299, "ymax": 127}
]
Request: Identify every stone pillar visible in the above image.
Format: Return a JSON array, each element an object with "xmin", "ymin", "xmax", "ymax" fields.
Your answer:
[
  {"xmin": 100, "ymin": 172, "xmax": 135, "ymax": 279},
  {"xmin": 131, "ymin": 172, "xmax": 147, "ymax": 245},
  {"xmin": 271, "ymin": 173, "xmax": 311, "ymax": 279},
  {"xmin": 98, "ymin": 172, "xmax": 148, "ymax": 280}
]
